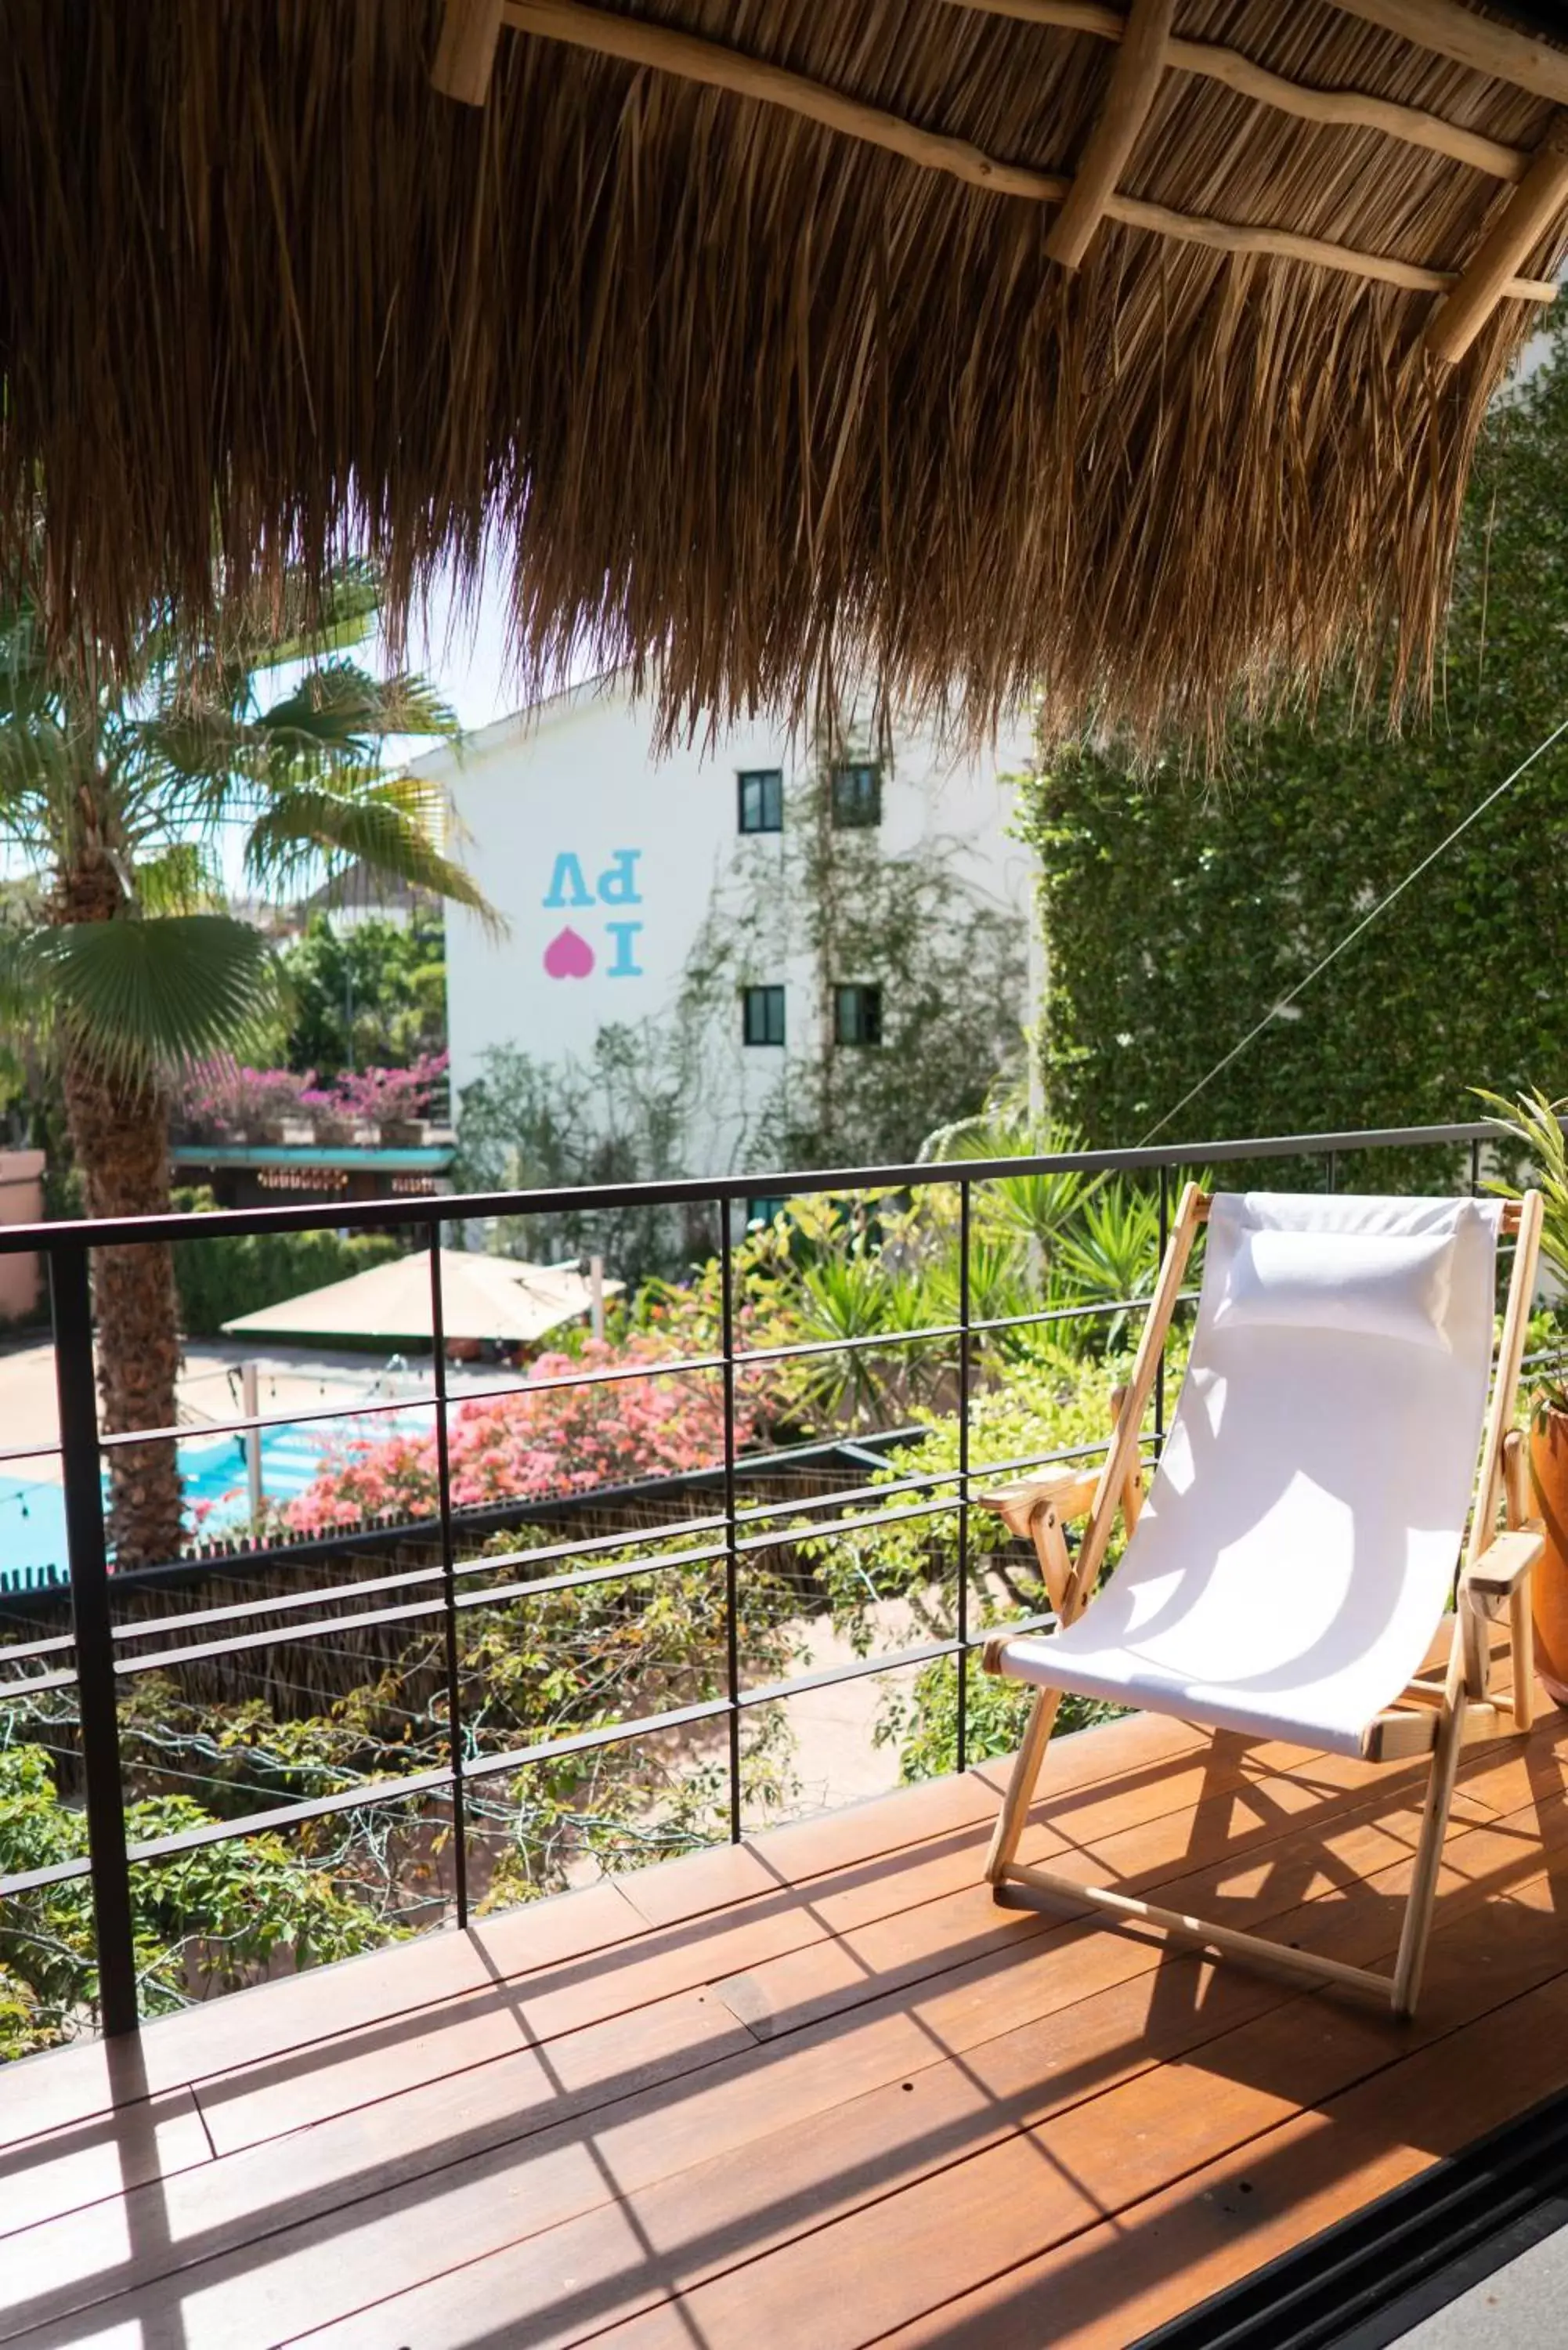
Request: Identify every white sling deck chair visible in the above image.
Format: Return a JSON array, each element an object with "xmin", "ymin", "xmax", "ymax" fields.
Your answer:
[{"xmin": 981, "ymin": 1183, "xmax": 1545, "ymax": 2019}]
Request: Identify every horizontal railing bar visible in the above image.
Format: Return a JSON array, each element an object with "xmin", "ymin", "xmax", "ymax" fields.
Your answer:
[
  {"xmin": 461, "ymin": 1697, "xmax": 733, "ymax": 1780},
  {"xmin": 733, "ymin": 1319, "xmax": 962, "ymax": 1368},
  {"xmin": 96, "ymin": 1389, "xmax": 430, "ymax": 1454},
  {"xmin": 739, "ymin": 1636, "xmax": 963, "ymax": 1707},
  {"xmin": 0, "ymin": 1438, "xmax": 63, "ymax": 1469},
  {"xmin": 122, "ymin": 1766, "xmax": 457, "ymax": 1862},
  {"xmin": 733, "ymin": 1465, "xmax": 960, "ymax": 1525},
  {"xmin": 99, "ymin": 1347, "xmax": 731, "ymax": 1453},
  {"xmin": 454, "ymin": 1510, "xmax": 730, "ymax": 1579},
  {"xmin": 112, "ymin": 1561, "xmax": 450, "ymax": 1643},
  {"xmin": 735, "ymin": 1491, "xmax": 962, "ymax": 1553},
  {"xmin": 454, "ymin": 1540, "xmax": 734, "ymax": 1607},
  {"xmin": 0, "ymin": 1629, "xmax": 77, "ymax": 1665},
  {"xmin": 966, "ymin": 1286, "xmax": 1202, "ymax": 1336},
  {"xmin": 114, "ymin": 1594, "xmax": 450, "ymax": 1677},
  {"xmin": 0, "ymin": 1852, "xmax": 94, "ymax": 1896},
  {"xmin": 0, "ymin": 1664, "xmax": 78, "ymax": 1697},
  {"xmin": 0, "ymin": 1119, "xmax": 1508, "ymax": 1253}
]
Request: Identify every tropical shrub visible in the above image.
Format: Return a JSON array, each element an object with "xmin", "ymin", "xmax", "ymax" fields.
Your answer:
[
  {"xmin": 330, "ymin": 1053, "xmax": 449, "ymax": 1126},
  {"xmin": 283, "ymin": 1335, "xmax": 755, "ymax": 1529},
  {"xmin": 880, "ymin": 1657, "xmax": 1120, "ymax": 1784},
  {"xmin": 0, "ymin": 1741, "xmax": 388, "ymax": 2058},
  {"xmin": 175, "ymin": 1052, "xmax": 447, "ymax": 1138}
]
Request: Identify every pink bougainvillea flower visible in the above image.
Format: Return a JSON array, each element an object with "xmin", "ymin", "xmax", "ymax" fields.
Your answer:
[{"xmin": 284, "ymin": 1336, "xmax": 751, "ymax": 1532}]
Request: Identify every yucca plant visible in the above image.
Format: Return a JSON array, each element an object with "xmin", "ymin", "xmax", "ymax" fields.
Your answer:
[
  {"xmin": 923, "ymin": 1103, "xmax": 1092, "ymax": 1260},
  {"xmin": 1050, "ymin": 1181, "xmax": 1165, "ymax": 1353},
  {"xmin": 0, "ymin": 562, "xmax": 489, "ymax": 1566},
  {"xmin": 1475, "ymin": 1086, "xmax": 1568, "ymax": 1411}
]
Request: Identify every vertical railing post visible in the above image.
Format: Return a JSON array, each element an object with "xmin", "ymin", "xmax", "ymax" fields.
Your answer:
[
  {"xmin": 1471, "ymin": 1136, "xmax": 1483, "ymax": 1196},
  {"xmin": 1326, "ymin": 1149, "xmax": 1339, "ymax": 1195},
  {"xmin": 427, "ymin": 1226, "xmax": 468, "ymax": 1927},
  {"xmin": 719, "ymin": 1206, "xmax": 742, "ymax": 1842},
  {"xmin": 956, "ymin": 1177, "xmax": 972, "ymax": 1770},
  {"xmin": 50, "ymin": 1243, "xmax": 139, "ymax": 2038},
  {"xmin": 1154, "ymin": 1166, "xmax": 1169, "ymax": 1458}
]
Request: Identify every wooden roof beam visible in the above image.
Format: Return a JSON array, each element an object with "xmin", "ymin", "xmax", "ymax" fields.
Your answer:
[
  {"xmin": 1045, "ymin": 0, "xmax": 1176, "ymax": 269},
  {"xmin": 944, "ymin": 1, "xmax": 1530, "ymax": 182},
  {"xmin": 1427, "ymin": 114, "xmax": 1568, "ymax": 363},
  {"xmin": 500, "ymin": 0, "xmax": 1558, "ymax": 306},
  {"xmin": 1329, "ymin": 1, "xmax": 1568, "ymax": 109},
  {"xmin": 432, "ymin": 0, "xmax": 504, "ymax": 106},
  {"xmin": 501, "ymin": 0, "xmax": 1071, "ymax": 200}
]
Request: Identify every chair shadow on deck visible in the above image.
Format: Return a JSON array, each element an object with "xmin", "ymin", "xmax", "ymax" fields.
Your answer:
[{"xmin": 6, "ymin": 1715, "xmax": 1568, "ymax": 2350}]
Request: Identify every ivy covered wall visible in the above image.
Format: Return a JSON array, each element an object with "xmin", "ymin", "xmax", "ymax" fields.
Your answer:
[{"xmin": 1015, "ymin": 322, "xmax": 1568, "ymax": 1152}]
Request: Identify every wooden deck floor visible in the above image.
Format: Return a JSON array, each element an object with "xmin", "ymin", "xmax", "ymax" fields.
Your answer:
[{"xmin": 6, "ymin": 1678, "xmax": 1568, "ymax": 2350}]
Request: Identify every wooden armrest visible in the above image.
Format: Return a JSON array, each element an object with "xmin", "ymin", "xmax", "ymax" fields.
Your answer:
[
  {"xmin": 978, "ymin": 1467, "xmax": 1099, "ymax": 1540},
  {"xmin": 1464, "ymin": 1524, "xmax": 1544, "ymax": 1602}
]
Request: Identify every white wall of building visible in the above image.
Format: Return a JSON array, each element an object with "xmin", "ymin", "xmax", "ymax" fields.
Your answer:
[{"xmin": 421, "ymin": 674, "xmax": 1037, "ymax": 1177}]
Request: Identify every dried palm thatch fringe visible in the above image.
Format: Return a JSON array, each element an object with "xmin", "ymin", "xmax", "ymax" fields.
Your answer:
[{"xmin": 0, "ymin": 0, "xmax": 1563, "ymax": 749}]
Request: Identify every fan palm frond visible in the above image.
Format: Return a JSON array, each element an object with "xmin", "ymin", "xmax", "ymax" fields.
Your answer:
[
  {"xmin": 35, "ymin": 915, "xmax": 283, "ymax": 1083},
  {"xmin": 242, "ymin": 773, "xmax": 497, "ymax": 927}
]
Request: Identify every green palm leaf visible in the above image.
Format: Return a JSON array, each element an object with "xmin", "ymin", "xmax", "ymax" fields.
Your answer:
[
  {"xmin": 35, "ymin": 916, "xmax": 283, "ymax": 1083},
  {"xmin": 242, "ymin": 776, "xmax": 496, "ymax": 926}
]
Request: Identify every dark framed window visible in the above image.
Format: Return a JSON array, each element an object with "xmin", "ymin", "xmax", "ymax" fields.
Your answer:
[
  {"xmin": 746, "ymin": 1195, "xmax": 788, "ymax": 1229},
  {"xmin": 833, "ymin": 983, "xmax": 883, "ymax": 1047},
  {"xmin": 829, "ymin": 761, "xmax": 881, "ymax": 829},
  {"xmin": 737, "ymin": 768, "xmax": 784, "ymax": 833},
  {"xmin": 742, "ymin": 985, "xmax": 786, "ymax": 1047}
]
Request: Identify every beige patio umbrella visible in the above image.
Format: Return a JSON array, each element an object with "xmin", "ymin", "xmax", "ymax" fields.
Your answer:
[{"xmin": 222, "ymin": 1251, "xmax": 623, "ymax": 1347}]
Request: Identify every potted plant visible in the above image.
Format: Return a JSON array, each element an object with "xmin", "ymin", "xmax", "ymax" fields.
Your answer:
[{"xmin": 1477, "ymin": 1085, "xmax": 1568, "ymax": 1705}]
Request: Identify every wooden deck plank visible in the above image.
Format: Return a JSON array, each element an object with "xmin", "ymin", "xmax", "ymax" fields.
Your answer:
[
  {"xmin": 191, "ymin": 1719, "xmax": 1294, "ymax": 2156},
  {"xmin": 0, "ymin": 1691, "xmax": 1559, "ymax": 2350},
  {"xmin": 0, "ymin": 2090, "xmax": 210, "ymax": 2245},
  {"xmin": 0, "ymin": 1878, "xmax": 644, "ymax": 2157},
  {"xmin": 875, "ymin": 1892, "xmax": 1568, "ymax": 2345},
  {"xmin": 266, "ymin": 1744, "xmax": 1568, "ymax": 2350},
  {"xmin": 438, "ymin": 1864, "xmax": 1568, "ymax": 2350},
  {"xmin": 19, "ymin": 1753, "xmax": 1560, "ymax": 2350}
]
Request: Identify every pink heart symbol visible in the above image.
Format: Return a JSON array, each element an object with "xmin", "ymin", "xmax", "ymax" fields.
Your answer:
[{"xmin": 544, "ymin": 925, "xmax": 595, "ymax": 979}]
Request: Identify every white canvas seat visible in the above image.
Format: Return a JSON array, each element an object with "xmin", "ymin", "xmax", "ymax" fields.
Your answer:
[{"xmin": 980, "ymin": 1182, "xmax": 1545, "ymax": 2019}]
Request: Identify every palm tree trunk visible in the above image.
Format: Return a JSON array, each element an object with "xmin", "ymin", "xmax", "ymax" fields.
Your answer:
[{"xmin": 53, "ymin": 852, "xmax": 183, "ymax": 1571}]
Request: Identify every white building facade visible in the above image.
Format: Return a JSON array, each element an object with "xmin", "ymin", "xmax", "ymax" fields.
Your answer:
[{"xmin": 423, "ymin": 674, "xmax": 1037, "ymax": 1180}]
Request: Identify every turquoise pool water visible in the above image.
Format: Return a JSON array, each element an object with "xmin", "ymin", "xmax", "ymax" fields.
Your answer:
[{"xmin": 0, "ymin": 1408, "xmax": 432, "ymax": 1582}]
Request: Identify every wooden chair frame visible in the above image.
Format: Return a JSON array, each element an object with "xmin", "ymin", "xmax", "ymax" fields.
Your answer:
[{"xmin": 979, "ymin": 1180, "xmax": 1545, "ymax": 2020}]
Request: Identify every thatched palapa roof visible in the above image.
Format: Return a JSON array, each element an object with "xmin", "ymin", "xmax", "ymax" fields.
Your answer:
[{"xmin": 5, "ymin": 1, "xmax": 1568, "ymax": 739}]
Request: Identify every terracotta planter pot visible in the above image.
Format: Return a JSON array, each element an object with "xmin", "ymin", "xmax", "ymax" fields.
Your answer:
[{"xmin": 1528, "ymin": 1401, "xmax": 1568, "ymax": 1706}]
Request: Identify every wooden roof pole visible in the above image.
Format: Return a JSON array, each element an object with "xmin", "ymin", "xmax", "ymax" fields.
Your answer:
[
  {"xmin": 494, "ymin": 0, "xmax": 1557, "ymax": 305},
  {"xmin": 1428, "ymin": 115, "xmax": 1568, "ymax": 363},
  {"xmin": 500, "ymin": 0, "xmax": 1071, "ymax": 201},
  {"xmin": 1329, "ymin": 0, "xmax": 1568, "ymax": 109},
  {"xmin": 432, "ymin": 0, "xmax": 504, "ymax": 104},
  {"xmin": 943, "ymin": 1, "xmax": 1529, "ymax": 183},
  {"xmin": 1045, "ymin": 0, "xmax": 1176, "ymax": 269}
]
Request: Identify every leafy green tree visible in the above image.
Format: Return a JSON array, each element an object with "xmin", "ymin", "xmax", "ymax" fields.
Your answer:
[
  {"xmin": 0, "ymin": 1742, "xmax": 388, "ymax": 2058},
  {"xmin": 1017, "ymin": 316, "xmax": 1568, "ymax": 1155},
  {"xmin": 276, "ymin": 911, "xmax": 448, "ymax": 1079},
  {"xmin": 0, "ymin": 565, "xmax": 485, "ymax": 1564}
]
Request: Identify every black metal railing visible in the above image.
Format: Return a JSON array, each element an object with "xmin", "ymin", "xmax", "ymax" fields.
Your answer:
[{"xmin": 0, "ymin": 1116, "xmax": 1530, "ymax": 2041}]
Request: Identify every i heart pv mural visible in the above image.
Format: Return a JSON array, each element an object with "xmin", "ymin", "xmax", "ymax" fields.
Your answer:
[{"xmin": 540, "ymin": 851, "xmax": 644, "ymax": 981}]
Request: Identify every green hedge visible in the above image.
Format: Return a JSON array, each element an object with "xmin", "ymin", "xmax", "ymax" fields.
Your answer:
[
  {"xmin": 1014, "ymin": 317, "xmax": 1568, "ymax": 1161},
  {"xmin": 172, "ymin": 1189, "xmax": 401, "ymax": 1337}
]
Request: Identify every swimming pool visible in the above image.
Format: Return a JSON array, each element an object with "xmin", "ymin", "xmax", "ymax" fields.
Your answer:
[{"xmin": 0, "ymin": 1407, "xmax": 432, "ymax": 1582}]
